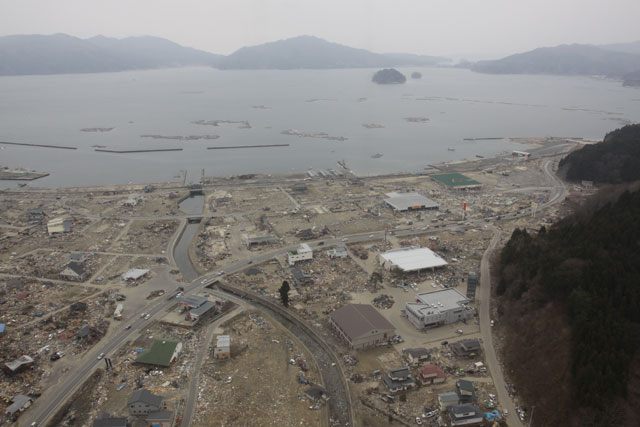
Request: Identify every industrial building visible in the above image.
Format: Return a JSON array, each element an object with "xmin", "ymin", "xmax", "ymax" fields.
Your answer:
[
  {"xmin": 243, "ymin": 234, "xmax": 279, "ymax": 247},
  {"xmin": 176, "ymin": 295, "xmax": 217, "ymax": 321},
  {"xmin": 384, "ymin": 191, "xmax": 439, "ymax": 211},
  {"xmin": 378, "ymin": 246, "xmax": 448, "ymax": 273},
  {"xmin": 329, "ymin": 304, "xmax": 395, "ymax": 350},
  {"xmin": 431, "ymin": 173, "xmax": 481, "ymax": 190},
  {"xmin": 405, "ymin": 289, "xmax": 475, "ymax": 329},
  {"xmin": 288, "ymin": 243, "xmax": 313, "ymax": 266}
]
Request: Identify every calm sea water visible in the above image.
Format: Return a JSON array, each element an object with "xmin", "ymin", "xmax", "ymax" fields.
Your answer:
[{"xmin": 1, "ymin": 66, "xmax": 639, "ymax": 188}]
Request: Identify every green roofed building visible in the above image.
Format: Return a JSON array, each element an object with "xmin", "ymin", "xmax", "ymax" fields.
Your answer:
[
  {"xmin": 135, "ymin": 338, "xmax": 182, "ymax": 367},
  {"xmin": 431, "ymin": 173, "xmax": 481, "ymax": 189}
]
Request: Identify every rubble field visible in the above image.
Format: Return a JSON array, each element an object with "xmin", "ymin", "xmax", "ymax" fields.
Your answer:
[
  {"xmin": 108, "ymin": 219, "xmax": 178, "ymax": 255},
  {"xmin": 193, "ymin": 310, "xmax": 324, "ymax": 427}
]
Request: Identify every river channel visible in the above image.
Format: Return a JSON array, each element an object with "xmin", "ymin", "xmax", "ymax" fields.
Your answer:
[{"xmin": 173, "ymin": 194, "xmax": 204, "ymax": 282}]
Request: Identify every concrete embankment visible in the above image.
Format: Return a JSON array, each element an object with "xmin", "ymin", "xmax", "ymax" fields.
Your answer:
[
  {"xmin": 95, "ymin": 148, "xmax": 183, "ymax": 153},
  {"xmin": 0, "ymin": 141, "xmax": 77, "ymax": 149},
  {"xmin": 206, "ymin": 144, "xmax": 289, "ymax": 150}
]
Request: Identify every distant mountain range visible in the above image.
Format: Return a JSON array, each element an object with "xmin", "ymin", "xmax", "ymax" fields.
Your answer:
[
  {"xmin": 468, "ymin": 42, "xmax": 640, "ymax": 86},
  {"xmin": 0, "ymin": 34, "xmax": 447, "ymax": 76},
  {"xmin": 217, "ymin": 35, "xmax": 446, "ymax": 69},
  {"xmin": 0, "ymin": 34, "xmax": 223, "ymax": 75}
]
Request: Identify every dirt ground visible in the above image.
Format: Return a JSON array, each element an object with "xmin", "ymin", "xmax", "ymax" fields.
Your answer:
[{"xmin": 193, "ymin": 310, "xmax": 324, "ymax": 427}]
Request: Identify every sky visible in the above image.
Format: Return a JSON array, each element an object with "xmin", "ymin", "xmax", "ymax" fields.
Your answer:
[{"xmin": 1, "ymin": 0, "xmax": 640, "ymax": 59}]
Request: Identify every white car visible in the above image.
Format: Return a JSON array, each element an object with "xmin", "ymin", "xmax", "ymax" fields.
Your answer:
[
  {"xmin": 455, "ymin": 329, "xmax": 463, "ymax": 334},
  {"xmin": 368, "ymin": 234, "xmax": 374, "ymax": 238},
  {"xmin": 97, "ymin": 352, "xmax": 105, "ymax": 360},
  {"xmin": 490, "ymin": 320, "xmax": 495, "ymax": 327},
  {"xmin": 341, "ymin": 237, "xmax": 348, "ymax": 242},
  {"xmin": 503, "ymin": 409, "xmax": 509, "ymax": 416},
  {"xmin": 140, "ymin": 313, "xmax": 146, "ymax": 318},
  {"xmin": 145, "ymin": 314, "xmax": 151, "ymax": 320}
]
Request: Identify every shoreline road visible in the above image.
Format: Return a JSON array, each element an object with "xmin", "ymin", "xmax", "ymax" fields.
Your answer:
[{"xmin": 478, "ymin": 226, "xmax": 523, "ymax": 427}]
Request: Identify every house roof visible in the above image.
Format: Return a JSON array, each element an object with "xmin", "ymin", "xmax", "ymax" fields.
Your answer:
[
  {"xmin": 63, "ymin": 261, "xmax": 86, "ymax": 277},
  {"xmin": 5, "ymin": 395, "xmax": 31, "ymax": 415},
  {"xmin": 438, "ymin": 392, "xmax": 460, "ymax": 403},
  {"xmin": 457, "ymin": 379, "xmax": 475, "ymax": 393},
  {"xmin": 122, "ymin": 268, "xmax": 149, "ymax": 280},
  {"xmin": 93, "ymin": 416, "xmax": 128, "ymax": 427},
  {"xmin": 4, "ymin": 355, "xmax": 34, "ymax": 371},
  {"xmin": 403, "ymin": 347, "xmax": 430, "ymax": 359},
  {"xmin": 417, "ymin": 364, "xmax": 446, "ymax": 379},
  {"xmin": 135, "ymin": 339, "xmax": 181, "ymax": 367},
  {"xmin": 145, "ymin": 411, "xmax": 173, "ymax": 422},
  {"xmin": 330, "ymin": 304, "xmax": 395, "ymax": 341},
  {"xmin": 380, "ymin": 247, "xmax": 448, "ymax": 272},
  {"xmin": 447, "ymin": 404, "xmax": 482, "ymax": 419},
  {"xmin": 388, "ymin": 367, "xmax": 412, "ymax": 380},
  {"xmin": 0, "ymin": 323, "xmax": 5, "ymax": 334},
  {"xmin": 383, "ymin": 374, "xmax": 416, "ymax": 390},
  {"xmin": 128, "ymin": 389, "xmax": 163, "ymax": 407}
]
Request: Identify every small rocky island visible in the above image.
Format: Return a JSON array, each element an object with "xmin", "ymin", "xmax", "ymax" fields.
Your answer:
[
  {"xmin": 411, "ymin": 71, "xmax": 422, "ymax": 79},
  {"xmin": 372, "ymin": 68, "xmax": 406, "ymax": 84}
]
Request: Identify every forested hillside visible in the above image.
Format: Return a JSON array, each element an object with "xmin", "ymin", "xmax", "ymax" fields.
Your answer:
[
  {"xmin": 559, "ymin": 124, "xmax": 640, "ymax": 183},
  {"xmin": 496, "ymin": 188, "xmax": 640, "ymax": 426}
]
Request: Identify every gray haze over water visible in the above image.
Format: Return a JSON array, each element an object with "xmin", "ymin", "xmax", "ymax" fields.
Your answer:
[{"xmin": 1, "ymin": 66, "xmax": 639, "ymax": 188}]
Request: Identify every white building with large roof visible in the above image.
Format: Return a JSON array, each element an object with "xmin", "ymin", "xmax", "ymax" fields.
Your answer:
[
  {"xmin": 384, "ymin": 192, "xmax": 439, "ymax": 211},
  {"xmin": 378, "ymin": 246, "xmax": 448, "ymax": 272},
  {"xmin": 405, "ymin": 288, "xmax": 475, "ymax": 329}
]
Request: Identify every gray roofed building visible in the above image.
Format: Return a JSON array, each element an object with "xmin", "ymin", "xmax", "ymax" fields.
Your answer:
[
  {"xmin": 243, "ymin": 234, "xmax": 279, "ymax": 247},
  {"xmin": 447, "ymin": 404, "xmax": 483, "ymax": 426},
  {"xmin": 405, "ymin": 288, "xmax": 475, "ymax": 329},
  {"xmin": 291, "ymin": 267, "xmax": 313, "ymax": 286},
  {"xmin": 450, "ymin": 339, "xmax": 482, "ymax": 358},
  {"xmin": 145, "ymin": 410, "xmax": 174, "ymax": 425},
  {"xmin": 402, "ymin": 347, "xmax": 431, "ymax": 365},
  {"xmin": 92, "ymin": 414, "xmax": 129, "ymax": 427},
  {"xmin": 327, "ymin": 246, "xmax": 348, "ymax": 259},
  {"xmin": 383, "ymin": 367, "xmax": 416, "ymax": 393},
  {"xmin": 61, "ymin": 261, "xmax": 86, "ymax": 280},
  {"xmin": 329, "ymin": 304, "xmax": 395, "ymax": 350},
  {"xmin": 438, "ymin": 392, "xmax": 460, "ymax": 410},
  {"xmin": 5, "ymin": 394, "xmax": 32, "ymax": 418},
  {"xmin": 384, "ymin": 191, "xmax": 439, "ymax": 211},
  {"xmin": 188, "ymin": 300, "xmax": 217, "ymax": 321},
  {"xmin": 292, "ymin": 183, "xmax": 308, "ymax": 192},
  {"xmin": 456, "ymin": 379, "xmax": 476, "ymax": 403},
  {"xmin": 128, "ymin": 389, "xmax": 164, "ymax": 416},
  {"xmin": 3, "ymin": 355, "xmax": 34, "ymax": 374},
  {"xmin": 176, "ymin": 295, "xmax": 208, "ymax": 309}
]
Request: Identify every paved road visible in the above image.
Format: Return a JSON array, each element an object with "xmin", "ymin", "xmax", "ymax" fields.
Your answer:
[{"xmin": 478, "ymin": 227, "xmax": 523, "ymax": 426}]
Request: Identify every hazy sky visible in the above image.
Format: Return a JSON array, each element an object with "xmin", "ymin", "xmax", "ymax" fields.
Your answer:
[{"xmin": 1, "ymin": 0, "xmax": 639, "ymax": 58}]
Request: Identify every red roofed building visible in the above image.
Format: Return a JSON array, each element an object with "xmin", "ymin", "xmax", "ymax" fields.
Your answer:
[{"xmin": 416, "ymin": 364, "xmax": 446, "ymax": 385}]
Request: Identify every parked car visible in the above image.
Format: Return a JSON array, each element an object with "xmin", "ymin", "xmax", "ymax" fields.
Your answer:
[
  {"xmin": 125, "ymin": 325, "xmax": 132, "ymax": 330},
  {"xmin": 490, "ymin": 320, "xmax": 495, "ymax": 327}
]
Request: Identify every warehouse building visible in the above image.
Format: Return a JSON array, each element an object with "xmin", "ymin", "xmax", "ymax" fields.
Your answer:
[
  {"xmin": 431, "ymin": 173, "xmax": 482, "ymax": 190},
  {"xmin": 379, "ymin": 246, "xmax": 448, "ymax": 272},
  {"xmin": 384, "ymin": 191, "xmax": 439, "ymax": 211},
  {"xmin": 405, "ymin": 289, "xmax": 475, "ymax": 329},
  {"xmin": 329, "ymin": 304, "xmax": 395, "ymax": 350}
]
